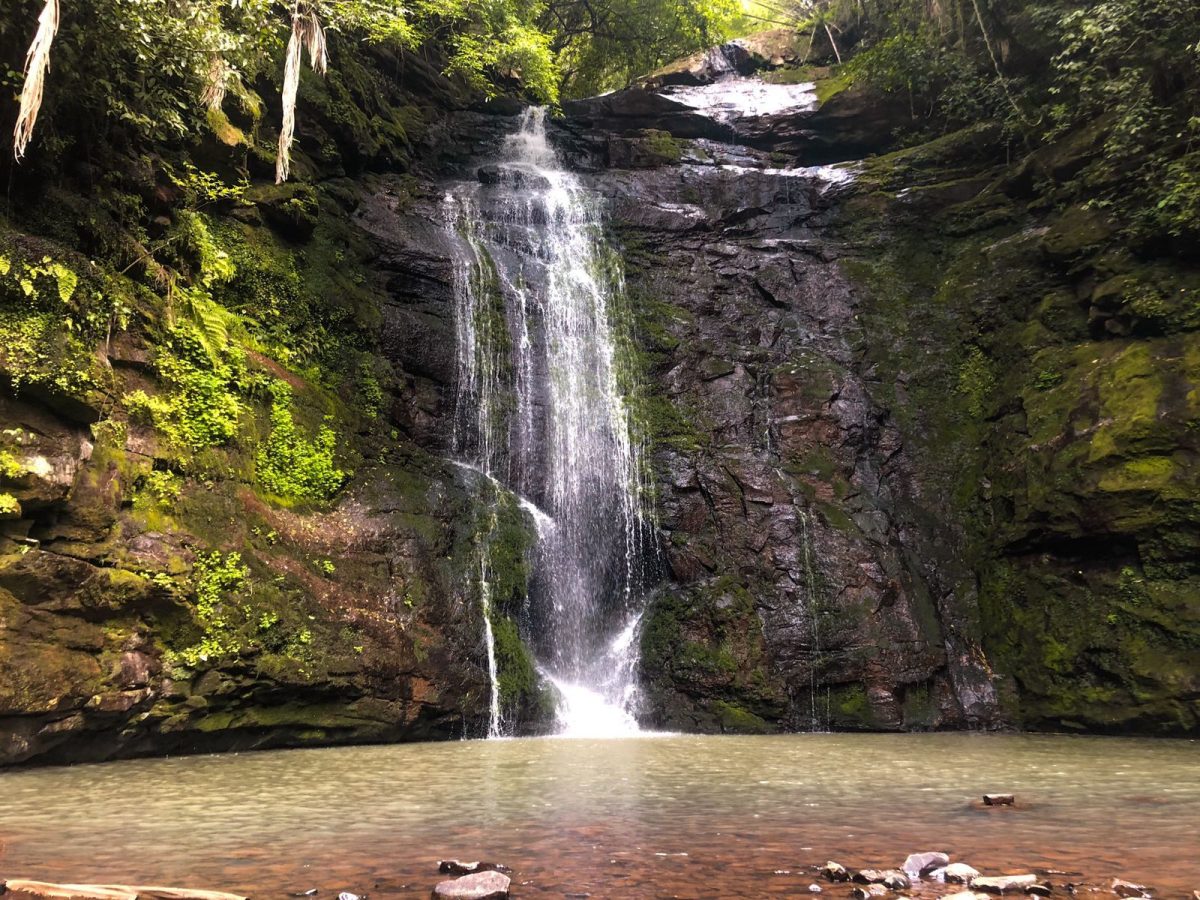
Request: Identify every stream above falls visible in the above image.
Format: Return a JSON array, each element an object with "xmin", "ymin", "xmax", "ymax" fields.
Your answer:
[{"xmin": 1, "ymin": 734, "xmax": 1197, "ymax": 897}]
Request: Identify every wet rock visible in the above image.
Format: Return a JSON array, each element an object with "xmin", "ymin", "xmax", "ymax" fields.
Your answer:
[
  {"xmin": 853, "ymin": 870, "xmax": 888, "ymax": 884},
  {"xmin": 1025, "ymin": 885, "xmax": 1052, "ymax": 896},
  {"xmin": 945, "ymin": 893, "xmax": 988, "ymax": 900},
  {"xmin": 983, "ymin": 793, "xmax": 1016, "ymax": 806},
  {"xmin": 942, "ymin": 864, "xmax": 983, "ymax": 884},
  {"xmin": 822, "ymin": 862, "xmax": 850, "ymax": 882},
  {"xmin": 437, "ymin": 862, "xmax": 512, "ymax": 877},
  {"xmin": 337, "ymin": 893, "xmax": 361, "ymax": 900},
  {"xmin": 850, "ymin": 886, "xmax": 887, "ymax": 899},
  {"xmin": 431, "ymin": 871, "xmax": 510, "ymax": 900},
  {"xmin": 973, "ymin": 875, "xmax": 1039, "ymax": 894},
  {"xmin": 1111, "ymin": 880, "xmax": 1151, "ymax": 898},
  {"xmin": 882, "ymin": 872, "xmax": 911, "ymax": 891},
  {"xmin": 809, "ymin": 886, "xmax": 823, "ymax": 893},
  {"xmin": 903, "ymin": 852, "xmax": 950, "ymax": 878}
]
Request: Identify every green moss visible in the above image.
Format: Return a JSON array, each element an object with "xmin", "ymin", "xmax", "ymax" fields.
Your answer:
[
  {"xmin": 256, "ymin": 380, "xmax": 347, "ymax": 502},
  {"xmin": 712, "ymin": 700, "xmax": 772, "ymax": 734}
]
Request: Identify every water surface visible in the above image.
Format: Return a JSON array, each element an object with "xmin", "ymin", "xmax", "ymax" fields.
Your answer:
[{"xmin": 1, "ymin": 733, "xmax": 1197, "ymax": 898}]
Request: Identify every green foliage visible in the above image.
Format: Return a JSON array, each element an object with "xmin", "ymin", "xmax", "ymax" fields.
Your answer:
[
  {"xmin": 0, "ymin": 450, "xmax": 25, "ymax": 480},
  {"xmin": 256, "ymin": 380, "xmax": 347, "ymax": 501},
  {"xmin": 0, "ymin": 492, "xmax": 20, "ymax": 517},
  {"xmin": 181, "ymin": 550, "xmax": 250, "ymax": 666},
  {"xmin": 125, "ymin": 321, "xmax": 244, "ymax": 452},
  {"xmin": 1049, "ymin": 0, "xmax": 1200, "ymax": 240},
  {"xmin": 551, "ymin": 0, "xmax": 741, "ymax": 97},
  {"xmin": 137, "ymin": 470, "xmax": 182, "ymax": 507}
]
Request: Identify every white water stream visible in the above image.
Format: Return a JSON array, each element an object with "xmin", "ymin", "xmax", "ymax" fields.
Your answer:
[{"xmin": 446, "ymin": 108, "xmax": 655, "ymax": 737}]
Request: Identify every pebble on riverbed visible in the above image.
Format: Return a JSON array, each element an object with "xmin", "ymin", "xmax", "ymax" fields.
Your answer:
[
  {"xmin": 431, "ymin": 871, "xmax": 510, "ymax": 900},
  {"xmin": 983, "ymin": 794, "xmax": 1016, "ymax": 806}
]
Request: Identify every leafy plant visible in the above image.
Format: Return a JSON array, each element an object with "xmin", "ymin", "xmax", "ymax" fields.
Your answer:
[{"xmin": 256, "ymin": 379, "xmax": 346, "ymax": 501}]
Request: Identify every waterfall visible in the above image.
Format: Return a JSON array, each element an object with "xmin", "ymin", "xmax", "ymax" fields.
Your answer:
[{"xmin": 446, "ymin": 107, "xmax": 655, "ymax": 738}]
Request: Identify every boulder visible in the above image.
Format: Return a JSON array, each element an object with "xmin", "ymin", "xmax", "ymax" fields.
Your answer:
[
  {"xmin": 821, "ymin": 862, "xmax": 850, "ymax": 882},
  {"xmin": 431, "ymin": 872, "xmax": 510, "ymax": 900},
  {"xmin": 903, "ymin": 852, "xmax": 950, "ymax": 878},
  {"xmin": 942, "ymin": 864, "xmax": 982, "ymax": 884},
  {"xmin": 972, "ymin": 875, "xmax": 1039, "ymax": 894}
]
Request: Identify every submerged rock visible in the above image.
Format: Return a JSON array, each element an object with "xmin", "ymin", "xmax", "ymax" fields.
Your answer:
[
  {"xmin": 1111, "ymin": 879, "xmax": 1151, "ymax": 898},
  {"xmin": 431, "ymin": 871, "xmax": 511, "ymax": 900},
  {"xmin": 972, "ymin": 875, "xmax": 1039, "ymax": 894},
  {"xmin": 983, "ymin": 794, "xmax": 1016, "ymax": 806},
  {"xmin": 1025, "ymin": 884, "xmax": 1052, "ymax": 896},
  {"xmin": 903, "ymin": 852, "xmax": 950, "ymax": 878}
]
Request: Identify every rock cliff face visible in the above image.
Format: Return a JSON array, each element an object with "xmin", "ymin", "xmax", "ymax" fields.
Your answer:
[{"xmin": 2, "ymin": 36, "xmax": 1197, "ymax": 767}]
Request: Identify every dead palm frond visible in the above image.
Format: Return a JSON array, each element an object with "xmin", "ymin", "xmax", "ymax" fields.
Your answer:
[
  {"xmin": 201, "ymin": 54, "xmax": 230, "ymax": 111},
  {"xmin": 276, "ymin": 2, "xmax": 328, "ymax": 184},
  {"xmin": 13, "ymin": 0, "xmax": 61, "ymax": 161}
]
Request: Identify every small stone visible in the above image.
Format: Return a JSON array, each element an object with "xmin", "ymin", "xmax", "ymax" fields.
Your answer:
[
  {"xmin": 291, "ymin": 892, "xmax": 318, "ymax": 898},
  {"xmin": 983, "ymin": 793, "xmax": 1016, "ymax": 806},
  {"xmin": 337, "ymin": 893, "xmax": 361, "ymax": 900},
  {"xmin": 431, "ymin": 871, "xmax": 511, "ymax": 900},
  {"xmin": 1111, "ymin": 879, "xmax": 1151, "ymax": 898},
  {"xmin": 809, "ymin": 885, "xmax": 823, "ymax": 894},
  {"xmin": 943, "ymin": 864, "xmax": 983, "ymax": 884},
  {"xmin": 850, "ymin": 886, "xmax": 888, "ymax": 899},
  {"xmin": 903, "ymin": 852, "xmax": 950, "ymax": 878},
  {"xmin": 437, "ymin": 862, "xmax": 511, "ymax": 877},
  {"xmin": 1025, "ymin": 885, "xmax": 1052, "ymax": 896},
  {"xmin": 945, "ymin": 893, "xmax": 987, "ymax": 900},
  {"xmin": 822, "ymin": 862, "xmax": 851, "ymax": 883},
  {"xmin": 973, "ymin": 875, "xmax": 1039, "ymax": 894}
]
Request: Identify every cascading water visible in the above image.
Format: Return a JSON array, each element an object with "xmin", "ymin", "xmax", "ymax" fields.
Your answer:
[{"xmin": 446, "ymin": 107, "xmax": 656, "ymax": 738}]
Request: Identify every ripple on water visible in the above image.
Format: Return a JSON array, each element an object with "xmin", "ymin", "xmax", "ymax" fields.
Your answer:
[{"xmin": 0, "ymin": 733, "xmax": 1198, "ymax": 897}]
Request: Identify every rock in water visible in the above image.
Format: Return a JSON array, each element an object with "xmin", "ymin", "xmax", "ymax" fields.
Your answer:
[
  {"xmin": 983, "ymin": 794, "xmax": 1016, "ymax": 806},
  {"xmin": 972, "ymin": 875, "xmax": 1039, "ymax": 894},
  {"xmin": 808, "ymin": 885, "xmax": 822, "ymax": 893},
  {"xmin": 821, "ymin": 862, "xmax": 850, "ymax": 882},
  {"xmin": 1025, "ymin": 884, "xmax": 1052, "ymax": 896},
  {"xmin": 437, "ymin": 863, "xmax": 511, "ymax": 877},
  {"xmin": 942, "ymin": 864, "xmax": 983, "ymax": 884},
  {"xmin": 1111, "ymin": 880, "xmax": 1151, "ymax": 898},
  {"xmin": 903, "ymin": 852, "xmax": 950, "ymax": 878},
  {"xmin": 882, "ymin": 872, "xmax": 911, "ymax": 891},
  {"xmin": 853, "ymin": 870, "xmax": 888, "ymax": 884},
  {"xmin": 850, "ymin": 886, "xmax": 888, "ymax": 899},
  {"xmin": 431, "ymin": 872, "xmax": 510, "ymax": 900}
]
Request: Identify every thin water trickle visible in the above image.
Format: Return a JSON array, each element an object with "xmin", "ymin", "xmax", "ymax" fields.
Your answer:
[{"xmin": 446, "ymin": 108, "xmax": 656, "ymax": 736}]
